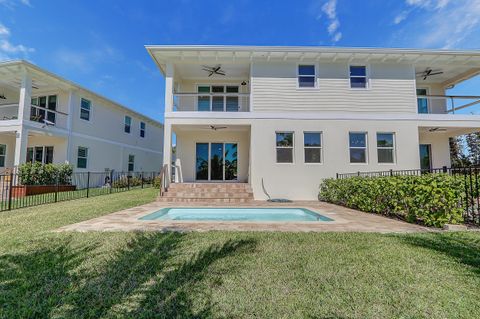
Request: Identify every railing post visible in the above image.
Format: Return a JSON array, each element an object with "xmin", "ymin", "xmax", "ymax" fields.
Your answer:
[
  {"xmin": 127, "ymin": 173, "xmax": 131, "ymax": 191},
  {"xmin": 357, "ymin": 171, "xmax": 360, "ymax": 177},
  {"xmin": 109, "ymin": 170, "xmax": 113, "ymax": 194},
  {"xmin": 8, "ymin": 172, "xmax": 13, "ymax": 211},
  {"xmin": 336, "ymin": 173, "xmax": 339, "ymax": 179},
  {"xmin": 55, "ymin": 172, "xmax": 59, "ymax": 203},
  {"xmin": 390, "ymin": 169, "xmax": 393, "ymax": 177},
  {"xmin": 442, "ymin": 166, "xmax": 448, "ymax": 174},
  {"xmin": 141, "ymin": 172, "xmax": 144, "ymax": 189},
  {"xmin": 86, "ymin": 171, "xmax": 90, "ymax": 198}
]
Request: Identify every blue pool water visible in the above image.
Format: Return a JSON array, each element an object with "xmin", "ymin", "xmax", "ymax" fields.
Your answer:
[{"xmin": 139, "ymin": 207, "xmax": 334, "ymax": 222}]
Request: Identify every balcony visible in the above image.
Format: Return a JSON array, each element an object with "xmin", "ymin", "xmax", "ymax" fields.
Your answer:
[
  {"xmin": 0, "ymin": 103, "xmax": 69, "ymax": 129},
  {"xmin": 173, "ymin": 92, "xmax": 250, "ymax": 112},
  {"xmin": 416, "ymin": 94, "xmax": 480, "ymax": 115}
]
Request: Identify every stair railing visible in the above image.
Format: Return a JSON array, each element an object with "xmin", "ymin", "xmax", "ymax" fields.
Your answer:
[{"xmin": 158, "ymin": 164, "xmax": 169, "ymax": 196}]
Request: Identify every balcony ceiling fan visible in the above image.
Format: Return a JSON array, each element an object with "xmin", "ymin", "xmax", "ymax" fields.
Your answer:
[
  {"xmin": 201, "ymin": 125, "xmax": 228, "ymax": 131},
  {"xmin": 428, "ymin": 127, "xmax": 447, "ymax": 132},
  {"xmin": 201, "ymin": 65, "xmax": 226, "ymax": 77},
  {"xmin": 416, "ymin": 68, "xmax": 444, "ymax": 81}
]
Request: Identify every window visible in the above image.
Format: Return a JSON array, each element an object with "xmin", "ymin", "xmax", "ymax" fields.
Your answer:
[
  {"xmin": 80, "ymin": 98, "xmax": 91, "ymax": 121},
  {"xmin": 298, "ymin": 65, "xmax": 316, "ymax": 88},
  {"xmin": 350, "ymin": 66, "xmax": 367, "ymax": 88},
  {"xmin": 197, "ymin": 86, "xmax": 211, "ymax": 111},
  {"xmin": 197, "ymin": 85, "xmax": 240, "ymax": 112},
  {"xmin": 304, "ymin": 132, "xmax": 322, "ymax": 163},
  {"xmin": 416, "ymin": 88, "xmax": 429, "ymax": 114},
  {"xmin": 140, "ymin": 122, "xmax": 146, "ymax": 138},
  {"xmin": 276, "ymin": 132, "xmax": 294, "ymax": 163},
  {"xmin": 26, "ymin": 146, "xmax": 54, "ymax": 164},
  {"xmin": 128, "ymin": 154, "xmax": 135, "ymax": 172},
  {"xmin": 0, "ymin": 144, "xmax": 5, "ymax": 167},
  {"xmin": 124, "ymin": 116, "xmax": 132, "ymax": 133},
  {"xmin": 30, "ymin": 95, "xmax": 57, "ymax": 124},
  {"xmin": 77, "ymin": 147, "xmax": 88, "ymax": 169},
  {"xmin": 349, "ymin": 132, "xmax": 367, "ymax": 163},
  {"xmin": 377, "ymin": 133, "xmax": 395, "ymax": 163}
]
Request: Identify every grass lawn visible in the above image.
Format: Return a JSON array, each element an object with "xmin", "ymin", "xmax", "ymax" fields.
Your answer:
[{"xmin": 1, "ymin": 189, "xmax": 479, "ymax": 318}]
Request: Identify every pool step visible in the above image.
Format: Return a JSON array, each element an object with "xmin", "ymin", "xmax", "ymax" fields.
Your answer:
[{"xmin": 158, "ymin": 183, "xmax": 254, "ymax": 203}]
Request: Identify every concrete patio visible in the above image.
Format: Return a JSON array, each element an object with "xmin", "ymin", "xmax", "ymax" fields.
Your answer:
[{"xmin": 57, "ymin": 200, "xmax": 432, "ymax": 233}]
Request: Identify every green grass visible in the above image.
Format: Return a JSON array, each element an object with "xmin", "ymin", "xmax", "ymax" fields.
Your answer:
[{"xmin": 1, "ymin": 189, "xmax": 479, "ymax": 318}]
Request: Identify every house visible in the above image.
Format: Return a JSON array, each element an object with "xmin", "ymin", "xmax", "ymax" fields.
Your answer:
[
  {"xmin": 0, "ymin": 60, "xmax": 163, "ymax": 173},
  {"xmin": 146, "ymin": 45, "xmax": 480, "ymax": 200}
]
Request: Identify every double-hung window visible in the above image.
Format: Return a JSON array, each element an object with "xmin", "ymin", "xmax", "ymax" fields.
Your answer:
[
  {"xmin": 377, "ymin": 133, "xmax": 395, "ymax": 163},
  {"xmin": 276, "ymin": 132, "xmax": 294, "ymax": 163},
  {"xmin": 128, "ymin": 154, "xmax": 135, "ymax": 172},
  {"xmin": 140, "ymin": 122, "xmax": 146, "ymax": 138},
  {"xmin": 350, "ymin": 66, "xmax": 367, "ymax": 88},
  {"xmin": 77, "ymin": 147, "xmax": 88, "ymax": 169},
  {"xmin": 0, "ymin": 144, "xmax": 5, "ymax": 167},
  {"xmin": 298, "ymin": 65, "xmax": 316, "ymax": 88},
  {"xmin": 80, "ymin": 98, "xmax": 91, "ymax": 121},
  {"xmin": 304, "ymin": 132, "xmax": 322, "ymax": 163},
  {"xmin": 349, "ymin": 132, "xmax": 367, "ymax": 163},
  {"xmin": 124, "ymin": 116, "xmax": 132, "ymax": 133}
]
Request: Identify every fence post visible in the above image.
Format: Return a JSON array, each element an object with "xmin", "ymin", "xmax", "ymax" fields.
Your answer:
[
  {"xmin": 442, "ymin": 166, "xmax": 447, "ymax": 174},
  {"xmin": 86, "ymin": 171, "xmax": 90, "ymax": 198},
  {"xmin": 109, "ymin": 170, "xmax": 113, "ymax": 194},
  {"xmin": 389, "ymin": 169, "xmax": 393, "ymax": 177},
  {"xmin": 55, "ymin": 172, "xmax": 59, "ymax": 203},
  {"xmin": 357, "ymin": 171, "xmax": 360, "ymax": 177},
  {"xmin": 141, "ymin": 172, "xmax": 144, "ymax": 189},
  {"xmin": 8, "ymin": 172, "xmax": 13, "ymax": 211},
  {"xmin": 336, "ymin": 173, "xmax": 339, "ymax": 179},
  {"xmin": 127, "ymin": 174, "xmax": 131, "ymax": 191}
]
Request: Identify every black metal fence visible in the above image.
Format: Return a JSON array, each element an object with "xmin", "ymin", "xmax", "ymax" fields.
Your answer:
[
  {"xmin": 336, "ymin": 166, "xmax": 480, "ymax": 225},
  {"xmin": 0, "ymin": 171, "xmax": 159, "ymax": 212}
]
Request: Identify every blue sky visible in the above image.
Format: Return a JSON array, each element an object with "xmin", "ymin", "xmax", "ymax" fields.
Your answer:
[{"xmin": 1, "ymin": 0, "xmax": 479, "ymax": 122}]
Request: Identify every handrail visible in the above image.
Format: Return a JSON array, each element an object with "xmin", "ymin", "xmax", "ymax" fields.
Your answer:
[
  {"xmin": 30, "ymin": 104, "xmax": 69, "ymax": 116},
  {"xmin": 158, "ymin": 164, "xmax": 169, "ymax": 196}
]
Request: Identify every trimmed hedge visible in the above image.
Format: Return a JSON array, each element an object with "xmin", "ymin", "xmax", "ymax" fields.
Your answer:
[
  {"xmin": 319, "ymin": 174, "xmax": 465, "ymax": 227},
  {"xmin": 18, "ymin": 162, "xmax": 73, "ymax": 186}
]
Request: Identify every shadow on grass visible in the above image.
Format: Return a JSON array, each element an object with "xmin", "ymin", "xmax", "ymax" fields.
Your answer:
[
  {"xmin": 0, "ymin": 233, "xmax": 257, "ymax": 318},
  {"xmin": 400, "ymin": 232, "xmax": 480, "ymax": 275}
]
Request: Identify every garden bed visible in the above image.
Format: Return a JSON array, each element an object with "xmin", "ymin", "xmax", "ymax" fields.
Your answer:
[{"xmin": 11, "ymin": 185, "xmax": 77, "ymax": 197}]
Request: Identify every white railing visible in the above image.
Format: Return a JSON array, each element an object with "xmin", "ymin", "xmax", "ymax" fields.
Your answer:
[
  {"xmin": 173, "ymin": 92, "xmax": 250, "ymax": 112},
  {"xmin": 417, "ymin": 95, "xmax": 480, "ymax": 114},
  {"xmin": 0, "ymin": 104, "xmax": 69, "ymax": 127},
  {"xmin": 0, "ymin": 103, "xmax": 19, "ymax": 120}
]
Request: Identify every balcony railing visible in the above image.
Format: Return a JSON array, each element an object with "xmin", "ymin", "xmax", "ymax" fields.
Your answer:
[
  {"xmin": 417, "ymin": 94, "xmax": 480, "ymax": 114},
  {"xmin": 0, "ymin": 103, "xmax": 69, "ymax": 129},
  {"xmin": 0, "ymin": 103, "xmax": 19, "ymax": 120},
  {"xmin": 172, "ymin": 92, "xmax": 250, "ymax": 112}
]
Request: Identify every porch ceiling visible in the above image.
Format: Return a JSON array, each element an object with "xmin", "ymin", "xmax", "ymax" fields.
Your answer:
[
  {"xmin": 174, "ymin": 62, "xmax": 250, "ymax": 80},
  {"xmin": 419, "ymin": 126, "xmax": 479, "ymax": 136}
]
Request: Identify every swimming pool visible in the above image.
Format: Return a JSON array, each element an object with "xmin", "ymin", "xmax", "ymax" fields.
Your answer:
[{"xmin": 139, "ymin": 207, "xmax": 334, "ymax": 222}]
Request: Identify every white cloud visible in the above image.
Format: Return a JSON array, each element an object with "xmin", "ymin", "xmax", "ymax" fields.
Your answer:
[
  {"xmin": 0, "ymin": 23, "xmax": 10, "ymax": 36},
  {"xmin": 393, "ymin": 0, "xmax": 480, "ymax": 49},
  {"xmin": 0, "ymin": 21, "xmax": 34, "ymax": 60},
  {"xmin": 319, "ymin": 0, "xmax": 342, "ymax": 43},
  {"xmin": 0, "ymin": 0, "xmax": 32, "ymax": 8}
]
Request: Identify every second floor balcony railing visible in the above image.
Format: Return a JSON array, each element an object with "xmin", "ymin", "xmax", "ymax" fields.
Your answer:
[
  {"xmin": 0, "ymin": 103, "xmax": 69, "ymax": 129},
  {"xmin": 417, "ymin": 94, "xmax": 480, "ymax": 115},
  {"xmin": 173, "ymin": 92, "xmax": 250, "ymax": 112}
]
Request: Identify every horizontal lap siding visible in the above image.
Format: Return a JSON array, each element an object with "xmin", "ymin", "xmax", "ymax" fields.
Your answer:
[{"xmin": 251, "ymin": 62, "xmax": 417, "ymax": 113}]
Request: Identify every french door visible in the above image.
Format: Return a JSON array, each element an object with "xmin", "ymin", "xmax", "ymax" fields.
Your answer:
[
  {"xmin": 419, "ymin": 144, "xmax": 432, "ymax": 171},
  {"xmin": 196, "ymin": 142, "xmax": 238, "ymax": 181}
]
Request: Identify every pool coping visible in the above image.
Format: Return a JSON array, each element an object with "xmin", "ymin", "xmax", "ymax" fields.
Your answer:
[{"xmin": 56, "ymin": 200, "xmax": 433, "ymax": 233}]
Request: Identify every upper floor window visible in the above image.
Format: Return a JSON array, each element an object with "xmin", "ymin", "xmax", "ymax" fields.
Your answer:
[
  {"xmin": 298, "ymin": 65, "xmax": 316, "ymax": 88},
  {"xmin": 26, "ymin": 146, "xmax": 54, "ymax": 164},
  {"xmin": 77, "ymin": 146, "xmax": 88, "ymax": 169},
  {"xmin": 350, "ymin": 66, "xmax": 367, "ymax": 89},
  {"xmin": 124, "ymin": 116, "xmax": 132, "ymax": 133},
  {"xmin": 377, "ymin": 133, "xmax": 395, "ymax": 163},
  {"xmin": 276, "ymin": 132, "xmax": 294, "ymax": 163},
  {"xmin": 304, "ymin": 132, "xmax": 322, "ymax": 163},
  {"xmin": 31, "ymin": 95, "xmax": 57, "ymax": 124},
  {"xmin": 197, "ymin": 85, "xmax": 240, "ymax": 112},
  {"xmin": 349, "ymin": 132, "xmax": 367, "ymax": 163},
  {"xmin": 416, "ymin": 88, "xmax": 429, "ymax": 114},
  {"xmin": 128, "ymin": 154, "xmax": 135, "ymax": 172},
  {"xmin": 0, "ymin": 144, "xmax": 5, "ymax": 167},
  {"xmin": 80, "ymin": 98, "xmax": 91, "ymax": 121},
  {"xmin": 140, "ymin": 122, "xmax": 146, "ymax": 138}
]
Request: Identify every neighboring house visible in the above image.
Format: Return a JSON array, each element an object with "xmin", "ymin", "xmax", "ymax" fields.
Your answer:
[
  {"xmin": 0, "ymin": 60, "xmax": 163, "ymax": 173},
  {"xmin": 147, "ymin": 45, "xmax": 480, "ymax": 200}
]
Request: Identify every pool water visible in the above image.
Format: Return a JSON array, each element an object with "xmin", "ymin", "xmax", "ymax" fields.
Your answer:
[{"xmin": 139, "ymin": 207, "xmax": 334, "ymax": 222}]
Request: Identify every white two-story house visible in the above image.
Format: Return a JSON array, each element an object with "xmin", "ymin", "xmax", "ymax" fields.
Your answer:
[
  {"xmin": 0, "ymin": 60, "xmax": 164, "ymax": 173},
  {"xmin": 147, "ymin": 45, "xmax": 480, "ymax": 200}
]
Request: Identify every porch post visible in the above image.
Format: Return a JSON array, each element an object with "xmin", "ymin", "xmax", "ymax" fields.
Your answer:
[
  {"xmin": 18, "ymin": 70, "xmax": 32, "ymax": 122},
  {"xmin": 65, "ymin": 90, "xmax": 76, "ymax": 164},
  {"xmin": 14, "ymin": 128, "xmax": 27, "ymax": 167},
  {"xmin": 164, "ymin": 62, "xmax": 174, "ymax": 113},
  {"xmin": 163, "ymin": 120, "xmax": 172, "ymax": 185}
]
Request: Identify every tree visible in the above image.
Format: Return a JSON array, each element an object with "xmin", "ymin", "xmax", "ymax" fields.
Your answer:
[
  {"xmin": 465, "ymin": 132, "xmax": 480, "ymax": 165},
  {"xmin": 449, "ymin": 137, "xmax": 470, "ymax": 167}
]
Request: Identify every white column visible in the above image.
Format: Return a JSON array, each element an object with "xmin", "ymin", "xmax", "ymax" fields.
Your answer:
[
  {"xmin": 163, "ymin": 120, "xmax": 172, "ymax": 184},
  {"xmin": 14, "ymin": 128, "xmax": 27, "ymax": 166},
  {"xmin": 164, "ymin": 62, "xmax": 174, "ymax": 113},
  {"xmin": 18, "ymin": 71, "xmax": 32, "ymax": 122},
  {"xmin": 65, "ymin": 90, "xmax": 76, "ymax": 164}
]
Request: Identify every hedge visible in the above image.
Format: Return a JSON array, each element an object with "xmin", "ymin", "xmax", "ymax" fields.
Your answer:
[
  {"xmin": 319, "ymin": 174, "xmax": 466, "ymax": 227},
  {"xmin": 18, "ymin": 162, "xmax": 73, "ymax": 186}
]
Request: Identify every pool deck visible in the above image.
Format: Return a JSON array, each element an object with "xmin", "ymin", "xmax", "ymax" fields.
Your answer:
[{"xmin": 57, "ymin": 201, "xmax": 433, "ymax": 233}]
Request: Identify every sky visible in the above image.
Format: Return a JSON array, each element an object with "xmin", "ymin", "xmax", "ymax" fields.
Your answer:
[{"xmin": 1, "ymin": 0, "xmax": 480, "ymax": 122}]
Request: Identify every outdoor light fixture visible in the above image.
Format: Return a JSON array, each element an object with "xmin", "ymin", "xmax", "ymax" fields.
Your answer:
[
  {"xmin": 241, "ymin": 81, "xmax": 247, "ymax": 86},
  {"xmin": 0, "ymin": 93, "xmax": 6, "ymax": 99}
]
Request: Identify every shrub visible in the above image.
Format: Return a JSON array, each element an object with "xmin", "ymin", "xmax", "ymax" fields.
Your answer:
[
  {"xmin": 18, "ymin": 162, "xmax": 74, "ymax": 186},
  {"xmin": 153, "ymin": 175, "xmax": 163, "ymax": 189},
  {"xmin": 111, "ymin": 176, "xmax": 143, "ymax": 188},
  {"xmin": 319, "ymin": 174, "xmax": 465, "ymax": 227}
]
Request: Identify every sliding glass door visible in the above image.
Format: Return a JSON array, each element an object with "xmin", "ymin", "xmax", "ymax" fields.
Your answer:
[{"xmin": 195, "ymin": 142, "xmax": 238, "ymax": 181}]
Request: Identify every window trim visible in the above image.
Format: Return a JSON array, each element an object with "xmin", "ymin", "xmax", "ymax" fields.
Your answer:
[
  {"xmin": 303, "ymin": 131, "xmax": 323, "ymax": 164},
  {"xmin": 0, "ymin": 144, "xmax": 6, "ymax": 168},
  {"xmin": 349, "ymin": 64, "xmax": 370, "ymax": 90},
  {"xmin": 297, "ymin": 63, "xmax": 317, "ymax": 89},
  {"xmin": 26, "ymin": 145, "xmax": 54, "ymax": 164},
  {"xmin": 376, "ymin": 132, "xmax": 396, "ymax": 164},
  {"xmin": 128, "ymin": 154, "xmax": 135, "ymax": 172},
  {"xmin": 275, "ymin": 131, "xmax": 295, "ymax": 164},
  {"xmin": 124, "ymin": 115, "xmax": 132, "ymax": 134},
  {"xmin": 77, "ymin": 146, "xmax": 88, "ymax": 169},
  {"xmin": 80, "ymin": 98, "xmax": 92, "ymax": 122},
  {"xmin": 140, "ymin": 121, "xmax": 146, "ymax": 138},
  {"xmin": 349, "ymin": 131, "xmax": 368, "ymax": 164}
]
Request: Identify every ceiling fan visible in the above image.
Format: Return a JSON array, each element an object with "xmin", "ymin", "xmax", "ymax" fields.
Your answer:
[
  {"xmin": 201, "ymin": 65, "xmax": 226, "ymax": 77},
  {"xmin": 416, "ymin": 68, "xmax": 444, "ymax": 81},
  {"xmin": 202, "ymin": 125, "xmax": 228, "ymax": 131},
  {"xmin": 428, "ymin": 127, "xmax": 447, "ymax": 132}
]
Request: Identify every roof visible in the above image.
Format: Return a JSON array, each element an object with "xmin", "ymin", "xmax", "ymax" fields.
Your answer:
[{"xmin": 0, "ymin": 60, "xmax": 163, "ymax": 127}]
